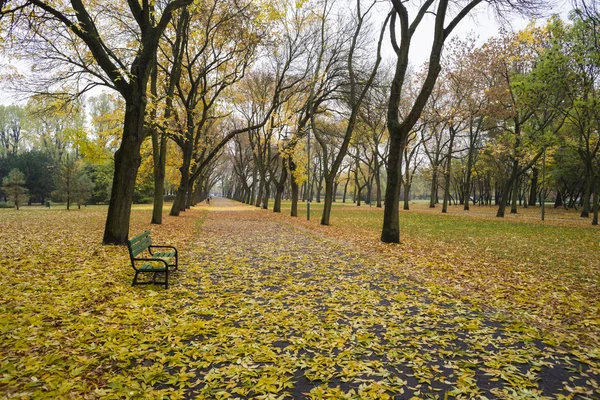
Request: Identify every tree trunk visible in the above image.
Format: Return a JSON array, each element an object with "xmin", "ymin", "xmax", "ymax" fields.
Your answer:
[
  {"xmin": 592, "ymin": 183, "xmax": 598, "ymax": 225},
  {"xmin": 289, "ymin": 158, "xmax": 299, "ymax": 217},
  {"xmin": 262, "ymin": 184, "xmax": 270, "ymax": 210},
  {"xmin": 333, "ymin": 181, "xmax": 338, "ymax": 202},
  {"xmin": 529, "ymin": 167, "xmax": 538, "ymax": 206},
  {"xmin": 316, "ymin": 158, "xmax": 322, "ymax": 203},
  {"xmin": 496, "ymin": 163, "xmax": 518, "ymax": 218},
  {"xmin": 321, "ymin": 177, "xmax": 335, "ymax": 225},
  {"xmin": 250, "ymin": 169, "xmax": 257, "ymax": 205},
  {"xmin": 510, "ymin": 176, "xmax": 519, "ymax": 214},
  {"xmin": 185, "ymin": 180, "xmax": 194, "ymax": 209},
  {"xmin": 342, "ymin": 178, "xmax": 349, "ymax": 203},
  {"xmin": 494, "ymin": 184, "xmax": 500, "ymax": 205},
  {"xmin": 309, "ymin": 171, "xmax": 315, "ymax": 203},
  {"xmin": 442, "ymin": 169, "xmax": 451, "ymax": 214},
  {"xmin": 522, "ymin": 178, "xmax": 528, "ymax": 208},
  {"xmin": 342, "ymin": 170, "xmax": 351, "ymax": 203},
  {"xmin": 375, "ymin": 156, "xmax": 382, "ymax": 208},
  {"xmin": 581, "ymin": 174, "xmax": 591, "ymax": 217},
  {"xmin": 170, "ymin": 145, "xmax": 192, "ymax": 216},
  {"xmin": 354, "ymin": 165, "xmax": 361, "ymax": 207},
  {"xmin": 151, "ymin": 130, "xmax": 166, "ymax": 223},
  {"xmin": 103, "ymin": 100, "xmax": 144, "ymax": 244},
  {"xmin": 442, "ymin": 129, "xmax": 455, "ymax": 214},
  {"xmin": 381, "ymin": 132, "xmax": 405, "ymax": 243},
  {"xmin": 149, "ymin": 49, "xmax": 173, "ymax": 225},
  {"xmin": 255, "ymin": 179, "xmax": 264, "ymax": 207},
  {"xmin": 291, "ymin": 179, "xmax": 298, "ymax": 217},
  {"xmin": 403, "ymin": 183, "xmax": 411, "ymax": 210},
  {"xmin": 463, "ymin": 156, "xmax": 474, "ymax": 211},
  {"xmin": 429, "ymin": 169, "xmax": 437, "ymax": 208},
  {"xmin": 192, "ymin": 182, "xmax": 200, "ymax": 206},
  {"xmin": 554, "ymin": 190, "xmax": 563, "ymax": 208}
]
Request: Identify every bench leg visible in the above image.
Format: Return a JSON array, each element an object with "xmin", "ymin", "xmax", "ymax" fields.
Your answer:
[
  {"xmin": 132, "ymin": 271, "xmax": 139, "ymax": 286},
  {"xmin": 165, "ymin": 269, "xmax": 169, "ymax": 289}
]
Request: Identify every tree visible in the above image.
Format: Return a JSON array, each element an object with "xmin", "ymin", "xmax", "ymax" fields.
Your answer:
[
  {"xmin": 24, "ymin": 95, "xmax": 86, "ymax": 163},
  {"xmin": 442, "ymin": 37, "xmax": 486, "ymax": 212},
  {"xmin": 52, "ymin": 154, "xmax": 94, "ymax": 209},
  {"xmin": 147, "ymin": 8, "xmax": 188, "ymax": 224},
  {"xmin": 380, "ymin": 0, "xmax": 545, "ymax": 243},
  {"xmin": 2, "ymin": 168, "xmax": 28, "ymax": 209},
  {"xmin": 483, "ymin": 24, "xmax": 568, "ymax": 217},
  {"xmin": 556, "ymin": 14, "xmax": 600, "ymax": 218},
  {"xmin": 13, "ymin": 150, "xmax": 56, "ymax": 204},
  {"xmin": 317, "ymin": 0, "xmax": 389, "ymax": 226},
  {"xmin": 167, "ymin": 0, "xmax": 263, "ymax": 217},
  {"xmin": 53, "ymin": 156, "xmax": 78, "ymax": 210},
  {"xmin": 87, "ymin": 94, "xmax": 122, "ymax": 157},
  {"xmin": 72, "ymin": 169, "xmax": 94, "ymax": 209},
  {"xmin": 2, "ymin": 0, "xmax": 194, "ymax": 243},
  {"xmin": 358, "ymin": 72, "xmax": 390, "ymax": 208},
  {"xmin": 81, "ymin": 161, "xmax": 114, "ymax": 205},
  {"xmin": 0, "ymin": 105, "xmax": 24, "ymax": 156}
]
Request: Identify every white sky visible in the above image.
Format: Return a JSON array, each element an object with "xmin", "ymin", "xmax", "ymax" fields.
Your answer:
[
  {"xmin": 0, "ymin": 0, "xmax": 573, "ymax": 106},
  {"xmin": 374, "ymin": 0, "xmax": 572, "ymax": 66}
]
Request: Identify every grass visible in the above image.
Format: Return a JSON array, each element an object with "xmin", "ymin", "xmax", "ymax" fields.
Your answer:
[{"xmin": 273, "ymin": 200, "xmax": 600, "ymax": 351}]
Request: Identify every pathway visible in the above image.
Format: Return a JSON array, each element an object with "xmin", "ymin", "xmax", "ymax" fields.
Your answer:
[{"xmin": 168, "ymin": 198, "xmax": 598, "ymax": 399}]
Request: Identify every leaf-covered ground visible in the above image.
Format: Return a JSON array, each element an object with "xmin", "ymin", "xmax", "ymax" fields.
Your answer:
[
  {"xmin": 274, "ymin": 201, "xmax": 600, "ymax": 353},
  {"xmin": 1, "ymin": 199, "xmax": 598, "ymax": 399}
]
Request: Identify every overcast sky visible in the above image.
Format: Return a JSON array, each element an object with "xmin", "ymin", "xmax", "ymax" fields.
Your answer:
[{"xmin": 374, "ymin": 0, "xmax": 572, "ymax": 66}]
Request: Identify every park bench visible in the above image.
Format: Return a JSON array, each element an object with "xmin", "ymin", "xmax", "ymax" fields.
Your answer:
[{"xmin": 127, "ymin": 230, "xmax": 178, "ymax": 289}]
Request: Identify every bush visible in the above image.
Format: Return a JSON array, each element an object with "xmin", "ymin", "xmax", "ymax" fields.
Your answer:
[
  {"xmin": 0, "ymin": 202, "xmax": 14, "ymax": 209},
  {"xmin": 132, "ymin": 191, "xmax": 153, "ymax": 204}
]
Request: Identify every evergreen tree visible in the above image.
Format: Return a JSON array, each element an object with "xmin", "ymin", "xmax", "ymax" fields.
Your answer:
[
  {"xmin": 2, "ymin": 168, "xmax": 28, "ymax": 209},
  {"xmin": 72, "ymin": 170, "xmax": 94, "ymax": 209},
  {"xmin": 53, "ymin": 157, "xmax": 77, "ymax": 210}
]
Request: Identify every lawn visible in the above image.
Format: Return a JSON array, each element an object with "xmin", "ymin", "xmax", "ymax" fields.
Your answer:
[{"xmin": 276, "ymin": 200, "xmax": 600, "ymax": 351}]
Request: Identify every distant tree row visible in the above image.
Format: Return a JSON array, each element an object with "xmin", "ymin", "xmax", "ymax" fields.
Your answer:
[
  {"xmin": 0, "ymin": 96, "xmax": 152, "ymax": 208},
  {"xmin": 223, "ymin": 10, "xmax": 599, "ymax": 226}
]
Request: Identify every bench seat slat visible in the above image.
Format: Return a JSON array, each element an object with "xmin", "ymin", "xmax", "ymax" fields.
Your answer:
[
  {"xmin": 139, "ymin": 263, "xmax": 166, "ymax": 272},
  {"xmin": 152, "ymin": 251, "xmax": 175, "ymax": 258}
]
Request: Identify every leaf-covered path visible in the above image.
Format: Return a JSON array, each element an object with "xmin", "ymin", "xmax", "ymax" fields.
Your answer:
[{"xmin": 174, "ymin": 198, "xmax": 598, "ymax": 399}]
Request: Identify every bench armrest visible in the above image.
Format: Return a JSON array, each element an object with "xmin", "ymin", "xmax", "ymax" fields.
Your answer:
[
  {"xmin": 133, "ymin": 257, "xmax": 169, "ymax": 266},
  {"xmin": 148, "ymin": 245, "xmax": 178, "ymax": 255}
]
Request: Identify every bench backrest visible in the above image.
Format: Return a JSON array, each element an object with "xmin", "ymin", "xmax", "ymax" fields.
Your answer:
[{"xmin": 127, "ymin": 230, "xmax": 153, "ymax": 258}]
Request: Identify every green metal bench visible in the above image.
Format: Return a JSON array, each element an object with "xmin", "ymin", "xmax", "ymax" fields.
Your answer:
[{"xmin": 127, "ymin": 230, "xmax": 178, "ymax": 289}]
